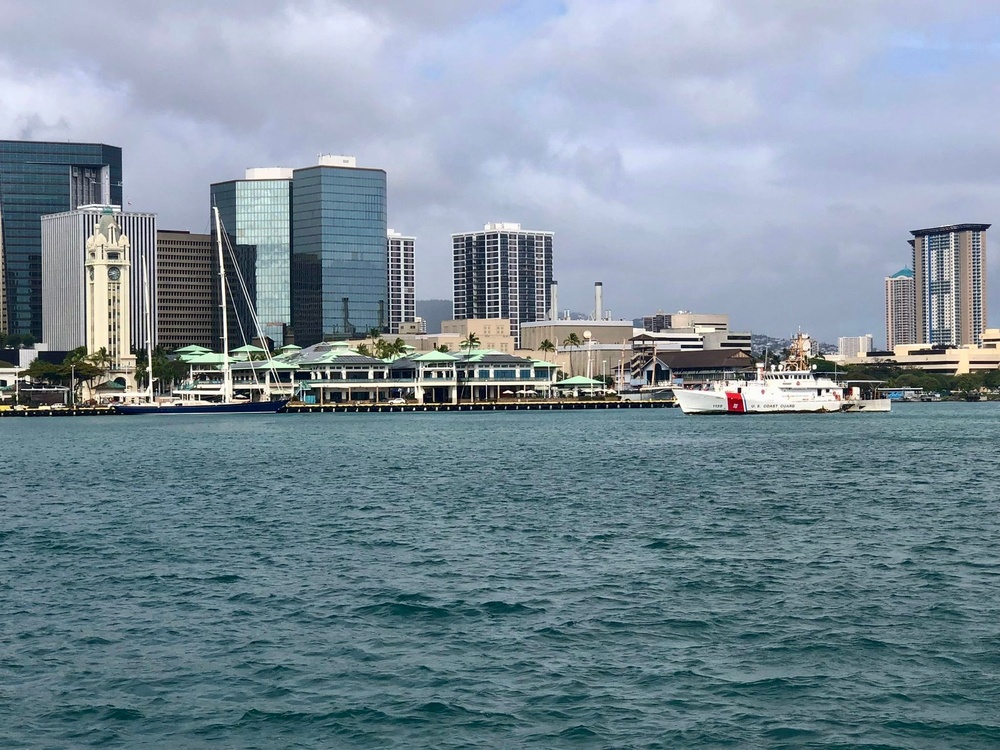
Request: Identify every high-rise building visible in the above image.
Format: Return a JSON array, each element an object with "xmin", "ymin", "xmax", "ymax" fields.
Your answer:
[
  {"xmin": 156, "ymin": 230, "xmax": 215, "ymax": 349},
  {"xmin": 292, "ymin": 155, "xmax": 387, "ymax": 345},
  {"xmin": 911, "ymin": 223, "xmax": 989, "ymax": 345},
  {"xmin": 838, "ymin": 334, "xmax": 874, "ymax": 357},
  {"xmin": 387, "ymin": 229, "xmax": 415, "ymax": 334},
  {"xmin": 212, "ymin": 156, "xmax": 388, "ymax": 349},
  {"xmin": 0, "ymin": 140, "xmax": 122, "ymax": 338},
  {"xmin": 211, "ymin": 167, "xmax": 293, "ymax": 348},
  {"xmin": 83, "ymin": 209, "xmax": 136, "ymax": 371},
  {"xmin": 41, "ymin": 205, "xmax": 156, "ymax": 352},
  {"xmin": 884, "ymin": 267, "xmax": 916, "ymax": 350},
  {"xmin": 452, "ymin": 222, "xmax": 554, "ymax": 347}
]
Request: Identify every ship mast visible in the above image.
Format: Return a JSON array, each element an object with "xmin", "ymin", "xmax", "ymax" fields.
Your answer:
[{"xmin": 214, "ymin": 206, "xmax": 233, "ymax": 403}]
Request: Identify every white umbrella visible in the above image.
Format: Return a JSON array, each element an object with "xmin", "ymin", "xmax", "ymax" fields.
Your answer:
[{"xmin": 502, "ymin": 389, "xmax": 515, "ymax": 395}]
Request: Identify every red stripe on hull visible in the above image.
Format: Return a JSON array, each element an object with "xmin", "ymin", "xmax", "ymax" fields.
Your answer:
[{"xmin": 725, "ymin": 392, "xmax": 746, "ymax": 413}]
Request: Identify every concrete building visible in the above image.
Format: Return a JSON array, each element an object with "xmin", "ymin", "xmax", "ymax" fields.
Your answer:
[
  {"xmin": 642, "ymin": 311, "xmax": 729, "ymax": 333},
  {"xmin": 156, "ymin": 230, "xmax": 214, "ymax": 349},
  {"xmin": 885, "ymin": 267, "xmax": 916, "ymax": 350},
  {"xmin": 387, "ymin": 229, "xmax": 415, "ymax": 334},
  {"xmin": 452, "ymin": 222, "xmax": 554, "ymax": 348},
  {"xmin": 911, "ymin": 223, "xmax": 988, "ymax": 345},
  {"xmin": 41, "ymin": 205, "xmax": 156, "ymax": 352},
  {"xmin": 838, "ymin": 334, "xmax": 874, "ymax": 358},
  {"xmin": 0, "ymin": 140, "xmax": 122, "ymax": 338},
  {"xmin": 83, "ymin": 210, "xmax": 136, "ymax": 372}
]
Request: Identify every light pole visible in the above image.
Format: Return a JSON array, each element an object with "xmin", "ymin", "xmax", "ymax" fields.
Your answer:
[{"xmin": 70, "ymin": 364, "xmax": 75, "ymax": 407}]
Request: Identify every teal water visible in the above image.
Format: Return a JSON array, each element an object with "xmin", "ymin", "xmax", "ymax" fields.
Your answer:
[{"xmin": 2, "ymin": 404, "xmax": 999, "ymax": 748}]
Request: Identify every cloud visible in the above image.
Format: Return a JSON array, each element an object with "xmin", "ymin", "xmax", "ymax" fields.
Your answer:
[{"xmin": 2, "ymin": 0, "xmax": 1000, "ymax": 342}]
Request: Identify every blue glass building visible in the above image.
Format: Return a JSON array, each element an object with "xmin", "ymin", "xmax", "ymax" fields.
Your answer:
[
  {"xmin": 0, "ymin": 140, "xmax": 122, "ymax": 338},
  {"xmin": 211, "ymin": 170, "xmax": 293, "ymax": 348},
  {"xmin": 292, "ymin": 157, "xmax": 387, "ymax": 345}
]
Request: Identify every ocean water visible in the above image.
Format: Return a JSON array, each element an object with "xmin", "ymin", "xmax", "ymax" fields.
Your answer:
[{"xmin": 2, "ymin": 403, "xmax": 999, "ymax": 748}]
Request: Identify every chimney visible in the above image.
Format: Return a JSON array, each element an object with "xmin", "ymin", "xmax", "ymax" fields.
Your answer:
[
  {"xmin": 550, "ymin": 281, "xmax": 559, "ymax": 321},
  {"xmin": 595, "ymin": 281, "xmax": 603, "ymax": 321}
]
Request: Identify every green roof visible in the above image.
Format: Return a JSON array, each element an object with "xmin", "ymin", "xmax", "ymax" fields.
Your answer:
[
  {"xmin": 559, "ymin": 375, "xmax": 603, "ymax": 385},
  {"xmin": 531, "ymin": 360, "xmax": 559, "ymax": 368},
  {"xmin": 414, "ymin": 350, "xmax": 457, "ymax": 362},
  {"xmin": 174, "ymin": 345, "xmax": 211, "ymax": 354},
  {"xmin": 182, "ymin": 352, "xmax": 229, "ymax": 365},
  {"xmin": 230, "ymin": 344, "xmax": 267, "ymax": 353},
  {"xmin": 95, "ymin": 380, "xmax": 127, "ymax": 390}
]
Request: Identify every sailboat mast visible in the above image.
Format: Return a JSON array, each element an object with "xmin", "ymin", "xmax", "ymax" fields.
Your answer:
[
  {"xmin": 214, "ymin": 206, "xmax": 233, "ymax": 403},
  {"xmin": 143, "ymin": 264, "xmax": 154, "ymax": 403}
]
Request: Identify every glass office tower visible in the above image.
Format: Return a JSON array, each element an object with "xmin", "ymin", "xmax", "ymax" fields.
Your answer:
[
  {"xmin": 210, "ymin": 169, "xmax": 293, "ymax": 349},
  {"xmin": 0, "ymin": 140, "xmax": 122, "ymax": 338},
  {"xmin": 291, "ymin": 156, "xmax": 387, "ymax": 345}
]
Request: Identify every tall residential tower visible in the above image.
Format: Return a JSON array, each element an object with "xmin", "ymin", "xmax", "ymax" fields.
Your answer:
[
  {"xmin": 884, "ymin": 267, "xmax": 916, "ymax": 350},
  {"xmin": 452, "ymin": 222, "xmax": 554, "ymax": 347},
  {"xmin": 911, "ymin": 223, "xmax": 988, "ymax": 346},
  {"xmin": 387, "ymin": 229, "xmax": 415, "ymax": 334}
]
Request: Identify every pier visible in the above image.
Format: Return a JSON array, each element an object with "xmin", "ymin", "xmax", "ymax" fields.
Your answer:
[{"xmin": 0, "ymin": 400, "xmax": 675, "ymax": 416}]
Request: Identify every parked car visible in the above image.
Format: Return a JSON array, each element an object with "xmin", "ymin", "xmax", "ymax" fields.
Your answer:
[{"xmin": 387, "ymin": 398, "xmax": 407, "ymax": 405}]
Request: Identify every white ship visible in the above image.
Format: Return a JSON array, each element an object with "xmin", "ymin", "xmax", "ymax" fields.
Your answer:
[
  {"xmin": 673, "ymin": 366, "xmax": 845, "ymax": 414},
  {"xmin": 673, "ymin": 331, "xmax": 848, "ymax": 415}
]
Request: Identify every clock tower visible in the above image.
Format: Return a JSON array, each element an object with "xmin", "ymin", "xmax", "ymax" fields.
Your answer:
[{"xmin": 85, "ymin": 207, "xmax": 136, "ymax": 372}]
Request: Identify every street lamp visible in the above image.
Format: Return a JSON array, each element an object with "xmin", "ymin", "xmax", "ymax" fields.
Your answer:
[{"xmin": 70, "ymin": 364, "xmax": 75, "ymax": 407}]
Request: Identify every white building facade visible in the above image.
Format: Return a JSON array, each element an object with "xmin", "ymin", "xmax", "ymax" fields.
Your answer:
[
  {"xmin": 838, "ymin": 334, "xmax": 874, "ymax": 358},
  {"xmin": 41, "ymin": 205, "xmax": 156, "ymax": 352},
  {"xmin": 387, "ymin": 229, "xmax": 415, "ymax": 334},
  {"xmin": 885, "ymin": 267, "xmax": 916, "ymax": 350}
]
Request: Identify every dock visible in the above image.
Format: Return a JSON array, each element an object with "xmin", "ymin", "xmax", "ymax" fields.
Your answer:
[{"xmin": 0, "ymin": 400, "xmax": 676, "ymax": 417}]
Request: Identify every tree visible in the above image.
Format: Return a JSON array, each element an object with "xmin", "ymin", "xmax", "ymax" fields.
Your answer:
[
  {"xmin": 90, "ymin": 346, "xmax": 113, "ymax": 381},
  {"xmin": 460, "ymin": 333, "xmax": 481, "ymax": 403},
  {"xmin": 562, "ymin": 333, "xmax": 582, "ymax": 376},
  {"xmin": 356, "ymin": 343, "xmax": 372, "ymax": 357},
  {"xmin": 538, "ymin": 339, "xmax": 556, "ymax": 357},
  {"xmin": 436, "ymin": 344, "xmax": 450, "ymax": 353}
]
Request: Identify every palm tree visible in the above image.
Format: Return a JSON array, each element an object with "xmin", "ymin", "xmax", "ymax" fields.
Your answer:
[
  {"xmin": 562, "ymin": 333, "xmax": 582, "ymax": 377},
  {"xmin": 460, "ymin": 333, "xmax": 481, "ymax": 403},
  {"xmin": 538, "ymin": 339, "xmax": 556, "ymax": 358}
]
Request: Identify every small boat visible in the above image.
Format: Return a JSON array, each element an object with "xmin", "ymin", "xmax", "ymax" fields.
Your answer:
[{"xmin": 115, "ymin": 207, "xmax": 288, "ymax": 416}]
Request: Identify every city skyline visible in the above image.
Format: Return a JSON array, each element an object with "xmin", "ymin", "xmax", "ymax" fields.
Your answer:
[{"xmin": 3, "ymin": 2, "xmax": 1000, "ymax": 341}]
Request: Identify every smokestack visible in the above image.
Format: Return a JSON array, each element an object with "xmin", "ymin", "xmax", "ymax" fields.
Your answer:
[
  {"xmin": 550, "ymin": 280, "xmax": 559, "ymax": 321},
  {"xmin": 595, "ymin": 281, "xmax": 603, "ymax": 321}
]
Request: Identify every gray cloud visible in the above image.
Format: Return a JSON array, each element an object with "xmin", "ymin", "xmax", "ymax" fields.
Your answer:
[{"xmin": 2, "ymin": 0, "xmax": 999, "ymax": 342}]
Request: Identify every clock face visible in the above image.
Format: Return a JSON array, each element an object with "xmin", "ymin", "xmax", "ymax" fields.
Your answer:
[{"xmin": 108, "ymin": 266, "xmax": 121, "ymax": 281}]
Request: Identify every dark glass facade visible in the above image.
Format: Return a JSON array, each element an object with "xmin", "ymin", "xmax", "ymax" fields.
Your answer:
[
  {"xmin": 210, "ymin": 179, "xmax": 292, "ymax": 349},
  {"xmin": 0, "ymin": 140, "xmax": 122, "ymax": 338},
  {"xmin": 291, "ymin": 165, "xmax": 387, "ymax": 345}
]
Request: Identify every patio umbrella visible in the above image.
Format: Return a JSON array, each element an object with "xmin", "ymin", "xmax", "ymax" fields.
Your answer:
[{"xmin": 502, "ymin": 389, "xmax": 515, "ymax": 395}]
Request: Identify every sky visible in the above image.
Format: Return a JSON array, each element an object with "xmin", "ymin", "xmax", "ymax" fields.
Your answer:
[{"xmin": 3, "ymin": 0, "xmax": 1000, "ymax": 343}]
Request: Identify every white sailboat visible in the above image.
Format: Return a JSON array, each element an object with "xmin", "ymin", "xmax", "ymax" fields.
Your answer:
[{"xmin": 115, "ymin": 207, "xmax": 290, "ymax": 415}]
